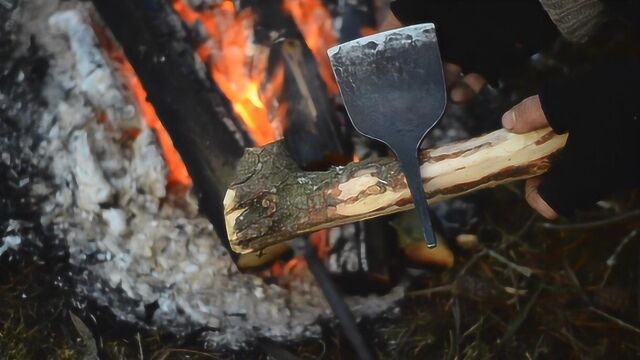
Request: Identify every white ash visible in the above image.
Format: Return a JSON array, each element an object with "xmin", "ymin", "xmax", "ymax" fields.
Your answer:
[
  {"xmin": 101, "ymin": 208, "xmax": 126, "ymax": 237},
  {"xmin": 69, "ymin": 130, "xmax": 115, "ymax": 212},
  {"xmin": 17, "ymin": 0, "xmax": 402, "ymax": 348},
  {"xmin": 48, "ymin": 9, "xmax": 137, "ymax": 128},
  {"xmin": 0, "ymin": 235, "xmax": 22, "ymax": 256}
]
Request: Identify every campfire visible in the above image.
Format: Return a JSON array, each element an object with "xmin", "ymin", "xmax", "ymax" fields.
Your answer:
[
  {"xmin": 1, "ymin": 0, "xmax": 563, "ymax": 348},
  {"xmin": 172, "ymin": 0, "xmax": 284, "ymax": 146},
  {"xmin": 5, "ymin": 0, "xmax": 640, "ymax": 357},
  {"xmin": 4, "ymin": 0, "xmax": 425, "ymax": 348}
]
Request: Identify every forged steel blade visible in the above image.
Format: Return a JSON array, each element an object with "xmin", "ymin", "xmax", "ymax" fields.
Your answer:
[{"xmin": 328, "ymin": 23, "xmax": 446, "ymax": 248}]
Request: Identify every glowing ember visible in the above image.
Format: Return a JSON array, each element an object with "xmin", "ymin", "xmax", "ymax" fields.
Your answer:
[
  {"xmin": 97, "ymin": 27, "xmax": 192, "ymax": 188},
  {"xmin": 311, "ymin": 229, "xmax": 330, "ymax": 259},
  {"xmin": 270, "ymin": 230, "xmax": 329, "ymax": 278},
  {"xmin": 283, "ymin": 0, "xmax": 339, "ymax": 95},
  {"xmin": 173, "ymin": 0, "xmax": 284, "ymax": 146}
]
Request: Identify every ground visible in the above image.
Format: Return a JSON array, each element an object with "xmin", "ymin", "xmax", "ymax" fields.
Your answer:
[{"xmin": 1, "ymin": 182, "xmax": 639, "ymax": 359}]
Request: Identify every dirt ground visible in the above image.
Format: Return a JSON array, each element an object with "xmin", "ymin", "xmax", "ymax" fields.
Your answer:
[{"xmin": 2, "ymin": 181, "xmax": 639, "ymax": 359}]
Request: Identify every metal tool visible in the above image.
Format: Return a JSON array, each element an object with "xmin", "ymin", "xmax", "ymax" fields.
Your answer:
[{"xmin": 328, "ymin": 24, "xmax": 446, "ymax": 247}]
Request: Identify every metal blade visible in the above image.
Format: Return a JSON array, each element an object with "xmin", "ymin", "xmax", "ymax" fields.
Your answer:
[{"xmin": 328, "ymin": 24, "xmax": 446, "ymax": 247}]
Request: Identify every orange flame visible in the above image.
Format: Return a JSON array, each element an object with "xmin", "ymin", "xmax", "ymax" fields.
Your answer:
[
  {"xmin": 283, "ymin": 0, "xmax": 338, "ymax": 95},
  {"xmin": 171, "ymin": 0, "xmax": 337, "ymax": 274},
  {"xmin": 173, "ymin": 0, "xmax": 284, "ymax": 146},
  {"xmin": 123, "ymin": 62, "xmax": 192, "ymax": 187},
  {"xmin": 97, "ymin": 26, "xmax": 192, "ymax": 188},
  {"xmin": 310, "ymin": 229, "xmax": 330, "ymax": 259},
  {"xmin": 269, "ymin": 229, "xmax": 329, "ymax": 278}
]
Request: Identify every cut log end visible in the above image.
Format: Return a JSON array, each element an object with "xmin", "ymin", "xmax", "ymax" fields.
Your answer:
[{"xmin": 225, "ymin": 128, "xmax": 568, "ymax": 254}]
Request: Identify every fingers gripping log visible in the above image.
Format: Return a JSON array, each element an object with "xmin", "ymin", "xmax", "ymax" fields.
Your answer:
[{"xmin": 224, "ymin": 128, "xmax": 567, "ymax": 254}]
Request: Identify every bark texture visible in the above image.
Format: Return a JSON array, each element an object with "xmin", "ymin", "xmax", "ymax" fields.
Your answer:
[{"xmin": 225, "ymin": 128, "xmax": 568, "ymax": 254}]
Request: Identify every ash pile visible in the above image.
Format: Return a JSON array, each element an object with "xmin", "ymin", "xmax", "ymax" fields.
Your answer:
[{"xmin": 1, "ymin": 0, "xmax": 415, "ymax": 348}]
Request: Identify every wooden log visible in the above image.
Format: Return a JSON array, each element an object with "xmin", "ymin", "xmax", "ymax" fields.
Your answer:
[
  {"xmin": 91, "ymin": 0, "xmax": 250, "ymax": 260},
  {"xmin": 252, "ymin": 0, "xmax": 352, "ymax": 169},
  {"xmin": 278, "ymin": 38, "xmax": 352, "ymax": 170},
  {"xmin": 224, "ymin": 128, "xmax": 568, "ymax": 254}
]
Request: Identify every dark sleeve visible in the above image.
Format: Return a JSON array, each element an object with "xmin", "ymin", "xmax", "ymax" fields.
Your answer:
[
  {"xmin": 540, "ymin": 59, "xmax": 640, "ymax": 135},
  {"xmin": 602, "ymin": 0, "xmax": 640, "ymax": 35},
  {"xmin": 390, "ymin": 0, "xmax": 559, "ymax": 83},
  {"xmin": 537, "ymin": 59, "xmax": 640, "ymax": 215}
]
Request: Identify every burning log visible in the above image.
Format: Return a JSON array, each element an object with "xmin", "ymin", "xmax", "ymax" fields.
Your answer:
[
  {"xmin": 253, "ymin": 0, "xmax": 352, "ymax": 169},
  {"xmin": 278, "ymin": 38, "xmax": 352, "ymax": 169},
  {"xmin": 225, "ymin": 128, "xmax": 568, "ymax": 254},
  {"xmin": 91, "ymin": 0, "xmax": 251, "ymax": 251},
  {"xmin": 167, "ymin": 0, "xmax": 353, "ymax": 267}
]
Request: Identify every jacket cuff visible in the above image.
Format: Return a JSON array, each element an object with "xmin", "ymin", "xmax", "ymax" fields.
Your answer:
[
  {"xmin": 537, "ymin": 178, "xmax": 575, "ymax": 217},
  {"xmin": 539, "ymin": 80, "xmax": 573, "ymax": 134}
]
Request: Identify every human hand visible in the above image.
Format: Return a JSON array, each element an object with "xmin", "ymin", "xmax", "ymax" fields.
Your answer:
[
  {"xmin": 502, "ymin": 60, "xmax": 640, "ymax": 219},
  {"xmin": 501, "ymin": 95, "xmax": 559, "ymax": 219}
]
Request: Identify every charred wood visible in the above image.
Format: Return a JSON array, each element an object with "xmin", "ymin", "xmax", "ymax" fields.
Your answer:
[
  {"xmin": 252, "ymin": 0, "xmax": 351, "ymax": 169},
  {"xmin": 278, "ymin": 38, "xmax": 352, "ymax": 169},
  {"xmin": 324, "ymin": 219, "xmax": 398, "ymax": 293},
  {"xmin": 91, "ymin": 0, "xmax": 251, "ymax": 256}
]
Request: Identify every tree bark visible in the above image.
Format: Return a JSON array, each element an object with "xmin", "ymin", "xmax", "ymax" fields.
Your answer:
[{"xmin": 225, "ymin": 128, "xmax": 568, "ymax": 254}]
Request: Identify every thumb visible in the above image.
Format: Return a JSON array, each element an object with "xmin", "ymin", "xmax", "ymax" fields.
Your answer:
[
  {"xmin": 525, "ymin": 177, "xmax": 559, "ymax": 220},
  {"xmin": 502, "ymin": 95, "xmax": 549, "ymax": 134}
]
